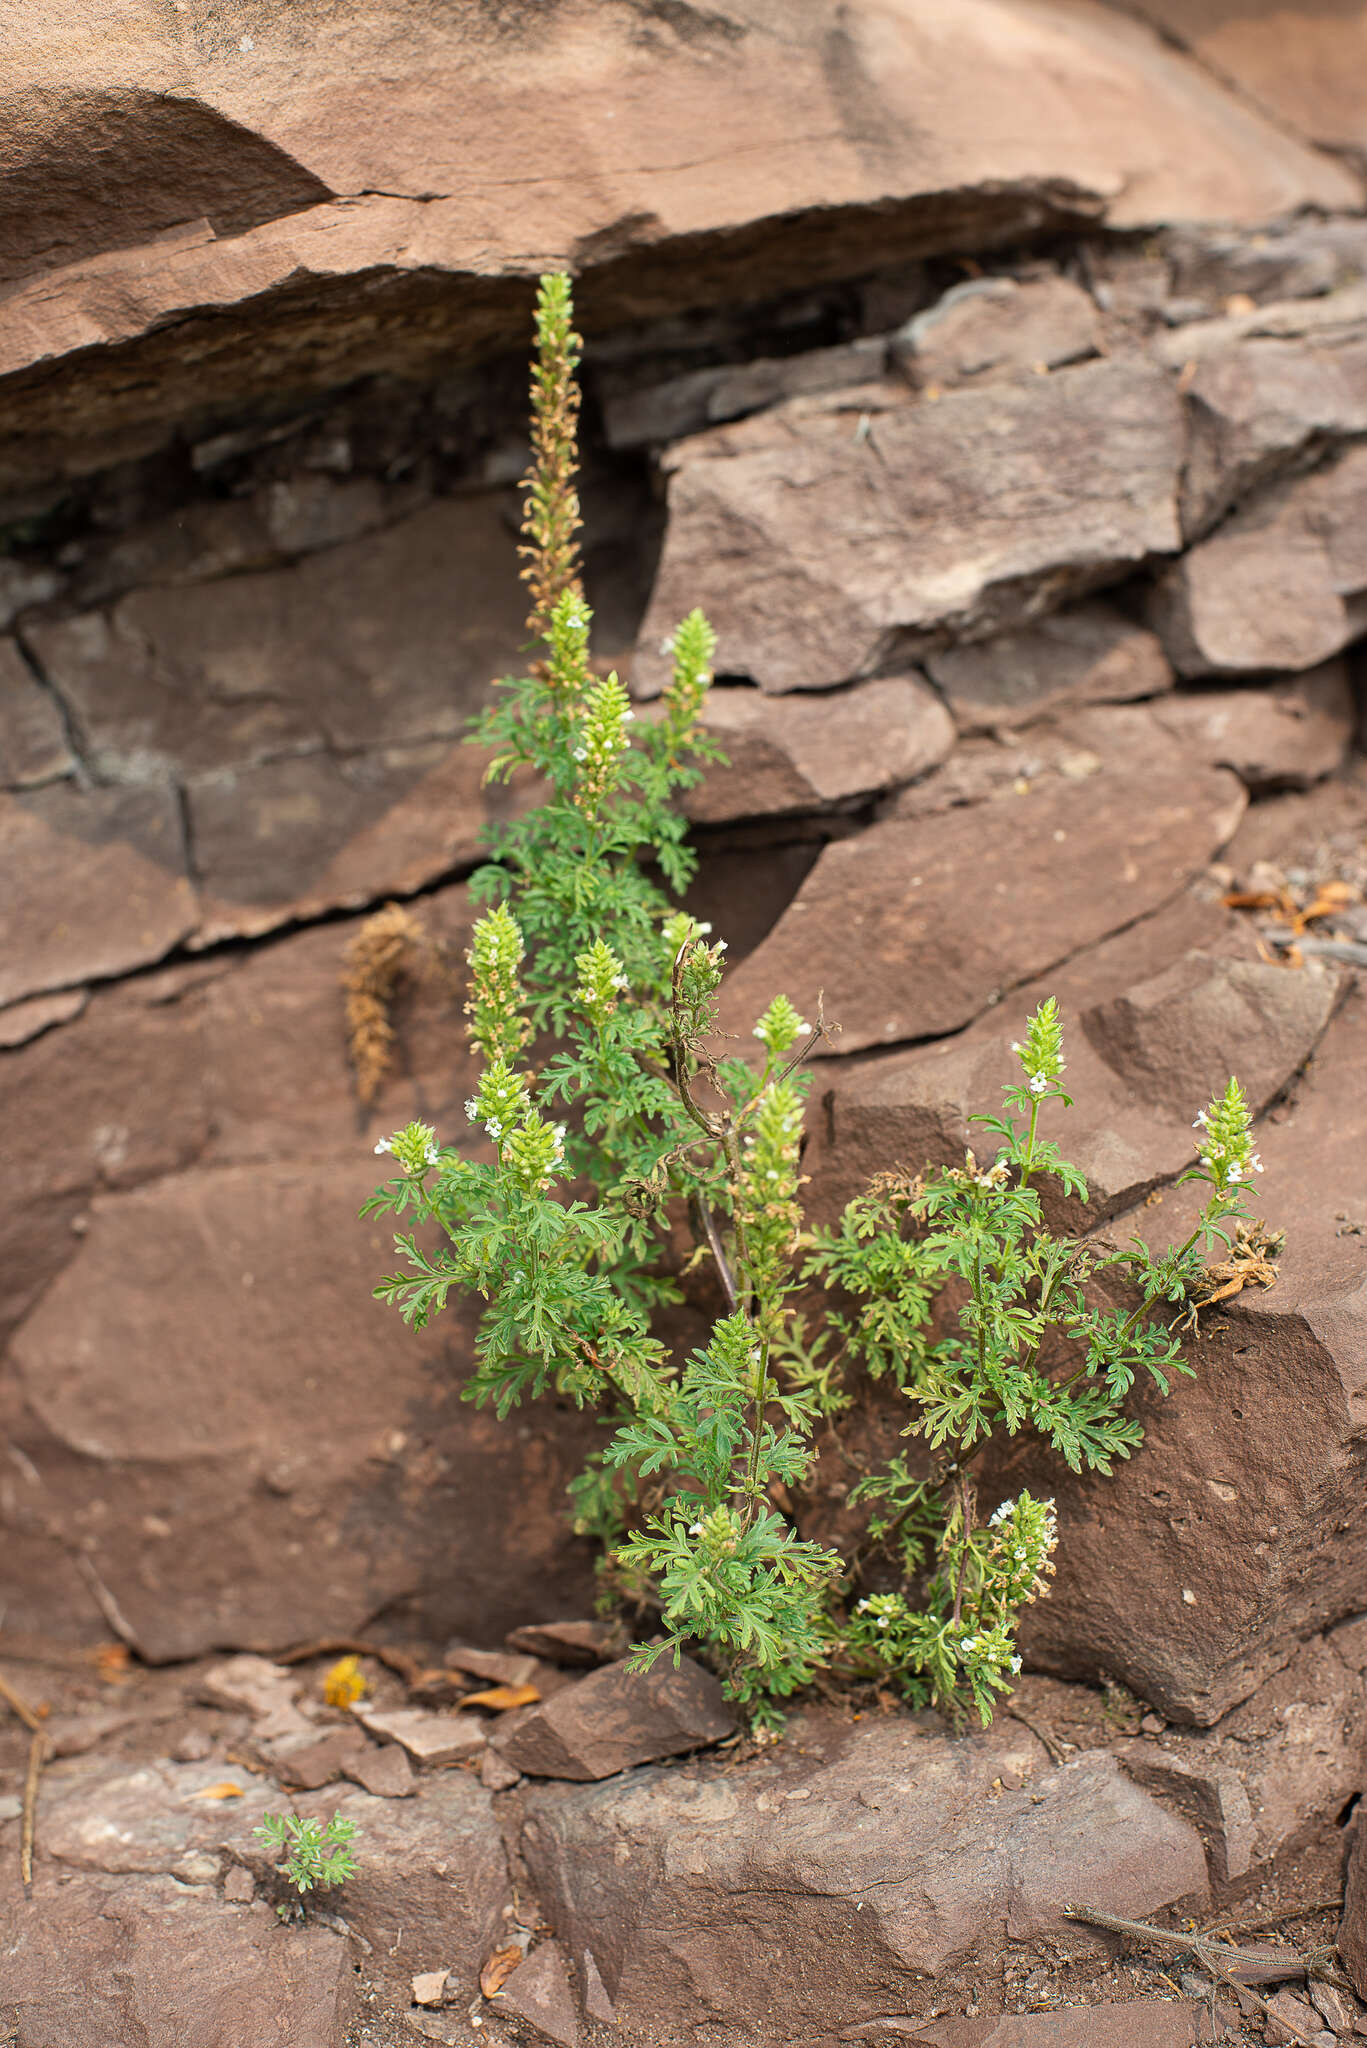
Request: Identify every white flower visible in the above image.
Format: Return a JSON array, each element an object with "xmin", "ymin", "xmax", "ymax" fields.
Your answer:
[
  {"xmin": 752, "ymin": 1026, "xmax": 766, "ymax": 1039},
  {"xmin": 876, "ymin": 1615, "xmax": 890, "ymax": 1630},
  {"xmin": 689, "ymin": 1521, "xmax": 704, "ymax": 1537},
  {"xmin": 1029, "ymin": 1073, "xmax": 1048, "ymax": 1096},
  {"xmin": 960, "ymin": 1635, "xmax": 979, "ymax": 1654},
  {"xmin": 1227, "ymin": 1164, "xmax": 1242, "ymax": 1183},
  {"xmin": 1251, "ymin": 1153, "xmax": 1265, "ymax": 1174},
  {"xmin": 795, "ymin": 1021, "xmax": 810, "ymax": 1034},
  {"xmin": 989, "ymin": 1499, "xmax": 1014, "ymax": 1527},
  {"xmin": 856, "ymin": 1599, "xmax": 870, "ymax": 1613},
  {"xmin": 1193, "ymin": 1111, "xmax": 1208, "ymax": 1129},
  {"xmin": 465, "ymin": 1099, "xmax": 479, "ymax": 1121},
  {"xmin": 1009, "ymin": 1655, "xmax": 1022, "ymax": 1676},
  {"xmin": 374, "ymin": 1138, "xmax": 395, "ymax": 1156}
]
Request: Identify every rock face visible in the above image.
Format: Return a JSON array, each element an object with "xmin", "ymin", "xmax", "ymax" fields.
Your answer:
[
  {"xmin": 492, "ymin": 1656, "xmax": 735, "ymax": 1782},
  {"xmin": 636, "ymin": 359, "xmax": 1184, "ymax": 693},
  {"xmin": 519, "ymin": 1714, "xmax": 1208, "ymax": 2046},
  {"xmin": 3, "ymin": 0, "xmax": 1354, "ymax": 494},
  {"xmin": 925, "ymin": 604, "xmax": 1173, "ymax": 733}
]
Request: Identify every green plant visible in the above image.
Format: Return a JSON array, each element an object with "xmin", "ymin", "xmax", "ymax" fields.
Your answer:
[
  {"xmin": 364, "ymin": 273, "xmax": 1268, "ymax": 1727},
  {"xmin": 253, "ymin": 1811, "xmax": 360, "ymax": 1901}
]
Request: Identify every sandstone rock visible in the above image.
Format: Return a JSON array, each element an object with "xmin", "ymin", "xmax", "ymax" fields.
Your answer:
[
  {"xmin": 352, "ymin": 1705, "xmax": 486, "ymax": 1767},
  {"xmin": 491, "ymin": 1655, "xmax": 734, "ymax": 1782},
  {"xmin": 1149, "ymin": 663, "xmax": 1355, "ymax": 792},
  {"xmin": 2, "ymin": 1864, "xmax": 355, "ymax": 2048},
  {"xmin": 1178, "ymin": 331, "xmax": 1367, "ymax": 534},
  {"xmin": 1115, "ymin": 0, "xmax": 1367, "ymax": 161},
  {"xmin": 806, "ymin": 931, "xmax": 1337, "ymax": 1235},
  {"xmin": 0, "ymin": 780, "xmax": 196, "ymax": 1007},
  {"xmin": 41, "ymin": 1756, "xmax": 278, "ymax": 1876},
  {"xmin": 5, "ymin": 2, "xmax": 1352, "ymax": 495},
  {"xmin": 1341, "ymin": 1826, "xmax": 1367, "ymax": 2002},
  {"xmin": 670, "ymin": 675, "xmax": 955, "ymax": 820},
  {"xmin": 480, "ymin": 1748, "xmax": 522, "ymax": 1793},
  {"xmin": 28, "ymin": 497, "xmax": 525, "ymax": 781},
  {"xmin": 1006, "ymin": 985, "xmax": 1367, "ymax": 1721},
  {"xmin": 0, "ymin": 557, "xmax": 61, "ymax": 627},
  {"xmin": 292, "ymin": 1773, "xmax": 510, "ymax": 1995},
  {"xmin": 1153, "ymin": 282, "xmax": 1367, "ymax": 370},
  {"xmin": 1166, "ymin": 220, "xmax": 1367, "ymax": 315},
  {"xmin": 636, "ymin": 358, "xmax": 1184, "ymax": 694},
  {"xmin": 603, "ymin": 337, "xmax": 888, "ymax": 450},
  {"xmin": 196, "ymin": 1655, "xmax": 315, "ymax": 1748},
  {"xmin": 925, "ymin": 604, "xmax": 1173, "ymax": 732},
  {"xmin": 504, "ymin": 1620, "xmax": 622, "ymax": 1668},
  {"xmin": 346, "ymin": 1741, "xmax": 416, "ymax": 1799},
  {"xmin": 445, "ymin": 1644, "xmax": 542, "ymax": 1688},
  {"xmin": 498, "ymin": 1941, "xmax": 581, "ymax": 2048},
  {"xmin": 915, "ymin": 2005, "xmax": 1206, "ymax": 2047},
  {"xmin": 1264, "ymin": 1988, "xmax": 1334, "ymax": 2047},
  {"xmin": 891, "ymin": 274, "xmax": 1100, "ymax": 389},
  {"xmin": 0, "ymin": 635, "xmax": 71, "ymax": 784},
  {"xmin": 520, "ymin": 1714, "xmax": 1206, "ymax": 2046},
  {"xmin": 717, "ymin": 762, "xmax": 1246, "ymax": 1055},
  {"xmin": 0, "ymin": 985, "xmax": 86, "ymax": 1048},
  {"xmin": 272, "ymin": 1723, "xmax": 370, "ymax": 1791},
  {"xmin": 1118, "ymin": 1634, "xmax": 1367, "ymax": 1884},
  {"xmin": 1150, "ymin": 446, "xmax": 1367, "ymax": 676}
]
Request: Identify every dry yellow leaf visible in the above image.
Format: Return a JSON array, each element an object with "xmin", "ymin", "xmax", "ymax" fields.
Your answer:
[
  {"xmin": 188, "ymin": 1782, "xmax": 245, "ymax": 1801},
  {"xmin": 479, "ymin": 1944, "xmax": 524, "ymax": 1998},
  {"xmin": 460, "ymin": 1684, "xmax": 541, "ymax": 1712}
]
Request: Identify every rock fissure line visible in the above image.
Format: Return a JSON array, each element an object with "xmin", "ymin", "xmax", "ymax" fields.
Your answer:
[{"xmin": 12, "ymin": 624, "xmax": 95, "ymax": 788}]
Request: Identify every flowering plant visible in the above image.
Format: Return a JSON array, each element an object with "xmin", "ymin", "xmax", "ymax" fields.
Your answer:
[{"xmin": 363, "ymin": 275, "xmax": 1268, "ymax": 1726}]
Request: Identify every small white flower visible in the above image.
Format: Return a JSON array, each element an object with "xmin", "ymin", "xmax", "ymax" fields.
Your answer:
[
  {"xmin": 465, "ymin": 1099, "xmax": 479, "ymax": 1120},
  {"xmin": 374, "ymin": 1138, "xmax": 394, "ymax": 1156},
  {"xmin": 1251, "ymin": 1153, "xmax": 1265, "ymax": 1173},
  {"xmin": 1010, "ymin": 1041, "xmax": 1023, "ymax": 1054},
  {"xmin": 1192, "ymin": 1111, "xmax": 1208, "ymax": 1129},
  {"xmin": 795, "ymin": 1021, "xmax": 810, "ymax": 1034},
  {"xmin": 1200, "ymin": 1155, "xmax": 1212, "ymax": 1170},
  {"xmin": 1029, "ymin": 1073, "xmax": 1048, "ymax": 1096},
  {"xmin": 752, "ymin": 1026, "xmax": 766, "ymax": 1039},
  {"xmin": 660, "ymin": 636, "xmax": 676, "ymax": 657},
  {"xmin": 1009, "ymin": 1655, "xmax": 1022, "ymax": 1676},
  {"xmin": 960, "ymin": 1635, "xmax": 978, "ymax": 1654},
  {"xmin": 1227, "ymin": 1164, "xmax": 1243, "ymax": 1183},
  {"xmin": 689, "ymin": 1521, "xmax": 704, "ymax": 1537},
  {"xmin": 876, "ymin": 1615, "xmax": 890, "ymax": 1630},
  {"xmin": 697, "ymin": 922, "xmax": 712, "ymax": 935},
  {"xmin": 624, "ymin": 710, "xmax": 636, "ymax": 722},
  {"xmin": 856, "ymin": 1599, "xmax": 870, "ymax": 1613}
]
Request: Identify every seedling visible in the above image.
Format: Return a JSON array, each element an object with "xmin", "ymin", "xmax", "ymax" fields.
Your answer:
[{"xmin": 254, "ymin": 1811, "xmax": 359, "ymax": 1910}]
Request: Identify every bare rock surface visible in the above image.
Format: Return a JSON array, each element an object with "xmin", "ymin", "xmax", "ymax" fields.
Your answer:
[
  {"xmin": 891, "ymin": 274, "xmax": 1101, "ymax": 389},
  {"xmin": 915, "ymin": 2005, "xmax": 1207, "ymax": 2047},
  {"xmin": 1149, "ymin": 663, "xmax": 1355, "ymax": 793},
  {"xmin": 1005, "ymin": 985, "xmax": 1367, "ymax": 1722},
  {"xmin": 491, "ymin": 1655, "xmax": 734, "ymax": 1782},
  {"xmin": 1151, "ymin": 445, "xmax": 1367, "ymax": 677},
  {"xmin": 0, "ymin": 780, "xmax": 197, "ymax": 1007},
  {"xmin": 0, "ymin": 635, "xmax": 72, "ymax": 785},
  {"xmin": 718, "ymin": 761, "xmax": 1245, "ymax": 1053},
  {"xmin": 519, "ymin": 1713, "xmax": 1207, "ymax": 2046},
  {"xmin": 498, "ymin": 1941, "xmax": 582, "ymax": 2048},
  {"xmin": 1, "ymin": 1863, "xmax": 355, "ymax": 2048},
  {"xmin": 1342, "ymin": 1822, "xmax": 1367, "ymax": 2001},
  {"xmin": 673, "ymin": 675, "xmax": 955, "ymax": 821},
  {"xmin": 5, "ymin": 0, "xmax": 1353, "ymax": 492},
  {"xmin": 925, "ymin": 603, "xmax": 1174, "ymax": 733},
  {"xmin": 353, "ymin": 1705, "xmax": 487, "ymax": 1766},
  {"xmin": 636, "ymin": 358, "xmax": 1184, "ymax": 694},
  {"xmin": 603, "ymin": 337, "xmax": 889, "ymax": 451}
]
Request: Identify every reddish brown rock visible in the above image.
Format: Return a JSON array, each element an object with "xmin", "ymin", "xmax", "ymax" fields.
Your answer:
[
  {"xmin": 1179, "ymin": 331, "xmax": 1367, "ymax": 535},
  {"xmin": 603, "ymin": 338, "xmax": 888, "ymax": 451},
  {"xmin": 504, "ymin": 1620, "xmax": 622, "ymax": 1668},
  {"xmin": 5, "ymin": 2, "xmax": 1352, "ymax": 495},
  {"xmin": 1150, "ymin": 445, "xmax": 1367, "ymax": 677},
  {"xmin": 1149, "ymin": 663, "xmax": 1355, "ymax": 792},
  {"xmin": 520, "ymin": 1714, "xmax": 1206, "ymax": 2046},
  {"xmin": 925, "ymin": 604, "xmax": 1173, "ymax": 733},
  {"xmin": 272, "ymin": 1723, "xmax": 370, "ymax": 1792},
  {"xmin": 0, "ymin": 635, "xmax": 71, "ymax": 785},
  {"xmin": 637, "ymin": 358, "xmax": 1184, "ymax": 694},
  {"xmin": 0, "ymin": 985, "xmax": 87, "ymax": 1048},
  {"xmin": 491, "ymin": 1656, "xmax": 734, "ymax": 1782},
  {"xmin": 672, "ymin": 676, "xmax": 955, "ymax": 821},
  {"xmin": 0, "ymin": 780, "xmax": 196, "ymax": 1006},
  {"xmin": 345, "ymin": 1741, "xmax": 415, "ymax": 1799},
  {"xmin": 1, "ymin": 1865, "xmax": 355, "ymax": 2048},
  {"xmin": 28, "ymin": 497, "xmax": 524, "ymax": 782},
  {"xmin": 352, "ymin": 1705, "xmax": 486, "ymax": 1766},
  {"xmin": 718, "ymin": 762, "xmax": 1246, "ymax": 1055},
  {"xmin": 1341, "ymin": 1823, "xmax": 1367, "ymax": 2001},
  {"xmin": 498, "ymin": 1941, "xmax": 581, "ymax": 2048},
  {"xmin": 1166, "ymin": 219, "xmax": 1367, "ymax": 317},
  {"xmin": 915, "ymin": 2005, "xmax": 1207, "ymax": 2048},
  {"xmin": 1005, "ymin": 986, "xmax": 1367, "ymax": 1722},
  {"xmin": 891, "ymin": 274, "xmax": 1100, "ymax": 389}
]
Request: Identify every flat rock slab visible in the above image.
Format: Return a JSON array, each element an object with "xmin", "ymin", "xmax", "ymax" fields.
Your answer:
[
  {"xmin": 353, "ymin": 1704, "xmax": 486, "ymax": 1765},
  {"xmin": 1148, "ymin": 662, "xmax": 1354, "ymax": 792},
  {"xmin": 925, "ymin": 603, "xmax": 1173, "ymax": 734},
  {"xmin": 892, "ymin": 274, "xmax": 1101, "ymax": 390},
  {"xmin": 636, "ymin": 358, "xmax": 1184, "ymax": 694},
  {"xmin": 498, "ymin": 1940, "xmax": 582, "ymax": 2047},
  {"xmin": 519, "ymin": 1716, "xmax": 1206, "ymax": 2046},
  {"xmin": 0, "ymin": 636, "xmax": 73, "ymax": 786},
  {"xmin": 668, "ymin": 675, "xmax": 955, "ymax": 821},
  {"xmin": 492, "ymin": 1655, "xmax": 734, "ymax": 1782},
  {"xmin": 2, "ymin": 1865, "xmax": 355, "ymax": 2048},
  {"xmin": 0, "ymin": 781, "xmax": 197, "ymax": 1008},
  {"xmin": 1342, "ymin": 1823, "xmax": 1367, "ymax": 2000},
  {"xmin": 717, "ymin": 762, "xmax": 1246, "ymax": 1055},
  {"xmin": 918, "ymin": 2002, "xmax": 1208, "ymax": 2046}
]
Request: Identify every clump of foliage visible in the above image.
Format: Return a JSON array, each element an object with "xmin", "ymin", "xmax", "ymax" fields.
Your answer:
[
  {"xmin": 364, "ymin": 274, "xmax": 1267, "ymax": 1727},
  {"xmin": 254, "ymin": 1811, "xmax": 360, "ymax": 1906}
]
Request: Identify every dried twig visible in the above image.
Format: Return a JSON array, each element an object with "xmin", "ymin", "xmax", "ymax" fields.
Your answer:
[
  {"xmin": 0, "ymin": 1669, "xmax": 46, "ymax": 1890},
  {"xmin": 1003, "ymin": 1704, "xmax": 1072, "ymax": 1764}
]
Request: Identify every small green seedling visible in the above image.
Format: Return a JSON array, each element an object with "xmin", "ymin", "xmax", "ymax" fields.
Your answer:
[{"xmin": 254, "ymin": 1811, "xmax": 359, "ymax": 1908}]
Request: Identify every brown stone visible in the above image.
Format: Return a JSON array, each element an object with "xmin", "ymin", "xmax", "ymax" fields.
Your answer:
[
  {"xmin": 272, "ymin": 1723, "xmax": 370, "ymax": 1791},
  {"xmin": 1, "ymin": 1864, "xmax": 355, "ymax": 2048},
  {"xmin": 498, "ymin": 1941, "xmax": 581, "ymax": 2048},
  {"xmin": 603, "ymin": 337, "xmax": 888, "ymax": 450},
  {"xmin": 1179, "ymin": 331, "xmax": 1367, "ymax": 535},
  {"xmin": 28, "ymin": 497, "xmax": 525, "ymax": 781},
  {"xmin": 1166, "ymin": 219, "xmax": 1367, "ymax": 316},
  {"xmin": 1342, "ymin": 1826, "xmax": 1367, "ymax": 2002},
  {"xmin": 504, "ymin": 1620, "xmax": 622, "ymax": 1668},
  {"xmin": 667, "ymin": 675, "xmax": 955, "ymax": 819},
  {"xmin": 636, "ymin": 358, "xmax": 1184, "ymax": 694},
  {"xmin": 916, "ymin": 2004, "xmax": 1206, "ymax": 2047},
  {"xmin": 0, "ymin": 780, "xmax": 196, "ymax": 1007},
  {"xmin": 491, "ymin": 1655, "xmax": 734, "ymax": 1782},
  {"xmin": 4, "ymin": 2, "xmax": 1352, "ymax": 496},
  {"xmin": 891, "ymin": 274, "xmax": 1100, "ymax": 389},
  {"xmin": 926, "ymin": 604, "xmax": 1174, "ymax": 733},
  {"xmin": 1114, "ymin": 1, "xmax": 1367, "ymax": 162},
  {"xmin": 345, "ymin": 1740, "xmax": 416, "ymax": 1799},
  {"xmin": 1149, "ymin": 663, "xmax": 1355, "ymax": 792},
  {"xmin": 1153, "ymin": 282, "xmax": 1367, "ymax": 370},
  {"xmin": 519, "ymin": 1713, "xmax": 1206, "ymax": 2046},
  {"xmin": 1006, "ymin": 986, "xmax": 1367, "ymax": 1722},
  {"xmin": 1151, "ymin": 444, "xmax": 1367, "ymax": 677},
  {"xmin": 0, "ymin": 984, "xmax": 86, "ymax": 1048},
  {"xmin": 352, "ymin": 1705, "xmax": 486, "ymax": 1766},
  {"xmin": 717, "ymin": 761, "xmax": 1246, "ymax": 1055},
  {"xmin": 0, "ymin": 635, "xmax": 71, "ymax": 785}
]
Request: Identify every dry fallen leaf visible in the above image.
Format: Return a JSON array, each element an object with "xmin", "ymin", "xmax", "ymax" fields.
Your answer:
[
  {"xmin": 188, "ymin": 1782, "xmax": 245, "ymax": 1801},
  {"xmin": 95, "ymin": 1643, "xmax": 132, "ymax": 1685},
  {"xmin": 480, "ymin": 1944, "xmax": 524, "ymax": 1998},
  {"xmin": 460, "ymin": 1684, "xmax": 540, "ymax": 1713}
]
